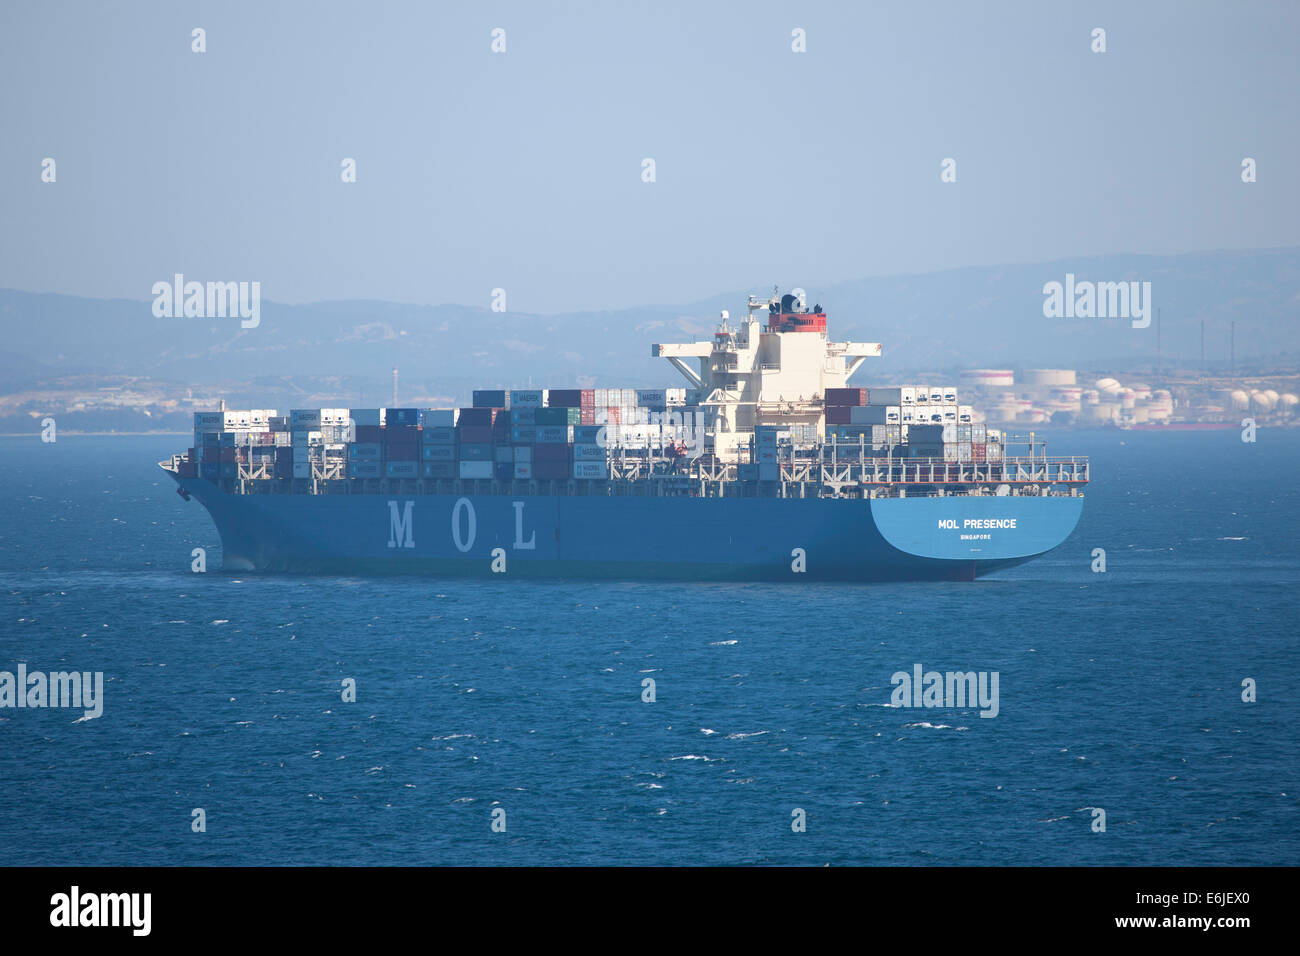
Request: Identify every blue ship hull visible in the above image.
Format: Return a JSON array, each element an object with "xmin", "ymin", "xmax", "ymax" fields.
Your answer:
[{"xmin": 175, "ymin": 478, "xmax": 1083, "ymax": 582}]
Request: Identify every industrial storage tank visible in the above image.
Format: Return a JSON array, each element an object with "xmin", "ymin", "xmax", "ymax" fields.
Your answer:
[
  {"xmin": 1263, "ymin": 389, "xmax": 1280, "ymax": 405},
  {"xmin": 1281, "ymin": 393, "xmax": 1299, "ymax": 411},
  {"xmin": 1096, "ymin": 377, "xmax": 1122, "ymax": 394},
  {"xmin": 1082, "ymin": 389, "xmax": 1101, "ymax": 405},
  {"xmin": 1230, "ymin": 390, "xmax": 1250, "ymax": 410},
  {"xmin": 1022, "ymin": 369, "xmax": 1077, "ymax": 386},
  {"xmin": 1251, "ymin": 390, "xmax": 1276, "ymax": 411}
]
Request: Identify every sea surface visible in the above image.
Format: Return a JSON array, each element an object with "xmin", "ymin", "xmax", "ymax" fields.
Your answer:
[{"xmin": 0, "ymin": 430, "xmax": 1296, "ymax": 866}]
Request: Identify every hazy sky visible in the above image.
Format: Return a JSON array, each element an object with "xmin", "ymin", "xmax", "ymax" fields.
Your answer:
[{"xmin": 2, "ymin": 0, "xmax": 1297, "ymax": 313}]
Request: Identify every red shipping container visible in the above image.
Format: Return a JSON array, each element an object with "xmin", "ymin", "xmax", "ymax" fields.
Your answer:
[
  {"xmin": 607, "ymin": 406, "xmax": 621, "ymax": 424},
  {"xmin": 825, "ymin": 388, "xmax": 867, "ymax": 406},
  {"xmin": 385, "ymin": 442, "xmax": 419, "ymax": 461},
  {"xmin": 973, "ymin": 443, "xmax": 987, "ymax": 462},
  {"xmin": 219, "ymin": 447, "xmax": 237, "ymax": 463},
  {"xmin": 459, "ymin": 425, "xmax": 494, "ymax": 443},
  {"xmin": 580, "ymin": 408, "xmax": 595, "ymax": 425},
  {"xmin": 458, "ymin": 407, "xmax": 498, "ymax": 427},
  {"xmin": 548, "ymin": 389, "xmax": 582, "ymax": 407},
  {"xmin": 356, "ymin": 425, "xmax": 382, "ymax": 443},
  {"xmin": 533, "ymin": 443, "xmax": 570, "ymax": 462},
  {"xmin": 386, "ymin": 424, "xmax": 422, "ymax": 443},
  {"xmin": 580, "ymin": 390, "xmax": 595, "ymax": 406},
  {"xmin": 825, "ymin": 406, "xmax": 853, "ymax": 425}
]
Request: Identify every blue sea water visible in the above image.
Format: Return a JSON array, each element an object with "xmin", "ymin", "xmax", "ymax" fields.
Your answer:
[{"xmin": 0, "ymin": 430, "xmax": 1296, "ymax": 866}]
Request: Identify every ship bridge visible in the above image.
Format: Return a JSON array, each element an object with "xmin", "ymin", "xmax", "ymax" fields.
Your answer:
[{"xmin": 652, "ymin": 287, "xmax": 881, "ymax": 458}]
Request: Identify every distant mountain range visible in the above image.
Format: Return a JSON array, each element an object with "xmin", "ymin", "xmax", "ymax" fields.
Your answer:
[{"xmin": 2, "ymin": 247, "xmax": 1297, "ymax": 405}]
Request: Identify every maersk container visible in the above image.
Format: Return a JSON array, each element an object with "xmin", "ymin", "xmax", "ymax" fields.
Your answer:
[
  {"xmin": 510, "ymin": 407, "xmax": 537, "ymax": 425},
  {"xmin": 636, "ymin": 389, "xmax": 666, "ymax": 408},
  {"xmin": 849, "ymin": 405, "xmax": 900, "ymax": 425},
  {"xmin": 423, "ymin": 425, "xmax": 455, "ymax": 444},
  {"xmin": 869, "ymin": 387, "xmax": 914, "ymax": 406},
  {"xmin": 348, "ymin": 443, "xmax": 382, "ymax": 460},
  {"xmin": 423, "ymin": 461, "xmax": 455, "ymax": 479},
  {"xmin": 536, "ymin": 425, "xmax": 572, "ymax": 444},
  {"xmin": 422, "ymin": 409, "xmax": 458, "ymax": 427},
  {"xmin": 573, "ymin": 444, "xmax": 606, "ymax": 461},
  {"xmin": 494, "ymin": 446, "xmax": 514, "ymax": 463},
  {"xmin": 422, "ymin": 445, "xmax": 456, "ymax": 462},
  {"xmin": 573, "ymin": 462, "xmax": 608, "ymax": 479},
  {"xmin": 195, "ymin": 411, "xmax": 243, "ymax": 430},
  {"xmin": 533, "ymin": 407, "xmax": 568, "ymax": 426},
  {"xmin": 459, "ymin": 443, "xmax": 493, "ymax": 461},
  {"xmin": 495, "ymin": 462, "xmax": 513, "ymax": 480},
  {"xmin": 572, "ymin": 425, "xmax": 603, "ymax": 443},
  {"xmin": 513, "ymin": 461, "xmax": 533, "ymax": 479},
  {"xmin": 384, "ymin": 461, "xmax": 419, "ymax": 478},
  {"xmin": 458, "ymin": 460, "xmax": 493, "ymax": 479},
  {"xmin": 473, "ymin": 390, "xmax": 508, "ymax": 408},
  {"xmin": 511, "ymin": 426, "xmax": 538, "ymax": 444},
  {"xmin": 348, "ymin": 460, "xmax": 382, "ymax": 479},
  {"xmin": 758, "ymin": 463, "xmax": 780, "ymax": 482},
  {"xmin": 350, "ymin": 408, "xmax": 385, "ymax": 427},
  {"xmin": 389, "ymin": 408, "xmax": 424, "ymax": 427},
  {"xmin": 511, "ymin": 389, "xmax": 546, "ymax": 407},
  {"xmin": 292, "ymin": 461, "xmax": 310, "ymax": 478}
]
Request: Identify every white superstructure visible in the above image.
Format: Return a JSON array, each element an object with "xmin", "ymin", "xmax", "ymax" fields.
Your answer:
[{"xmin": 652, "ymin": 288, "xmax": 881, "ymax": 459}]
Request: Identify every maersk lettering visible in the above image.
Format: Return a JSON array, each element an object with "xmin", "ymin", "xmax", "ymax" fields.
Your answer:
[{"xmin": 939, "ymin": 518, "xmax": 1017, "ymax": 529}]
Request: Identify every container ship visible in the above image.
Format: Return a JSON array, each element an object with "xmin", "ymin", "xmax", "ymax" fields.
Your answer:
[{"xmin": 161, "ymin": 288, "xmax": 1087, "ymax": 581}]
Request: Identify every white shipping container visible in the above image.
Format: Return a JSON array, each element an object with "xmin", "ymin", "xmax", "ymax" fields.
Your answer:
[
  {"xmin": 913, "ymin": 387, "xmax": 930, "ymax": 405},
  {"xmin": 929, "ymin": 387, "xmax": 944, "ymax": 404},
  {"xmin": 941, "ymin": 405, "xmax": 958, "ymax": 423},
  {"xmin": 292, "ymin": 430, "xmax": 322, "ymax": 446},
  {"xmin": 458, "ymin": 461, "xmax": 494, "ymax": 479},
  {"xmin": 958, "ymin": 404, "xmax": 973, "ymax": 423},
  {"xmin": 942, "ymin": 386, "xmax": 958, "ymax": 403},
  {"xmin": 512, "ymin": 445, "xmax": 533, "ymax": 463},
  {"xmin": 494, "ymin": 446, "xmax": 514, "ymax": 463},
  {"xmin": 942, "ymin": 424, "xmax": 957, "ymax": 442},
  {"xmin": 900, "ymin": 407, "xmax": 917, "ymax": 424},
  {"xmin": 594, "ymin": 388, "xmax": 609, "ymax": 406},
  {"xmin": 665, "ymin": 387, "xmax": 687, "ymax": 406},
  {"xmin": 320, "ymin": 408, "xmax": 351, "ymax": 424}
]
